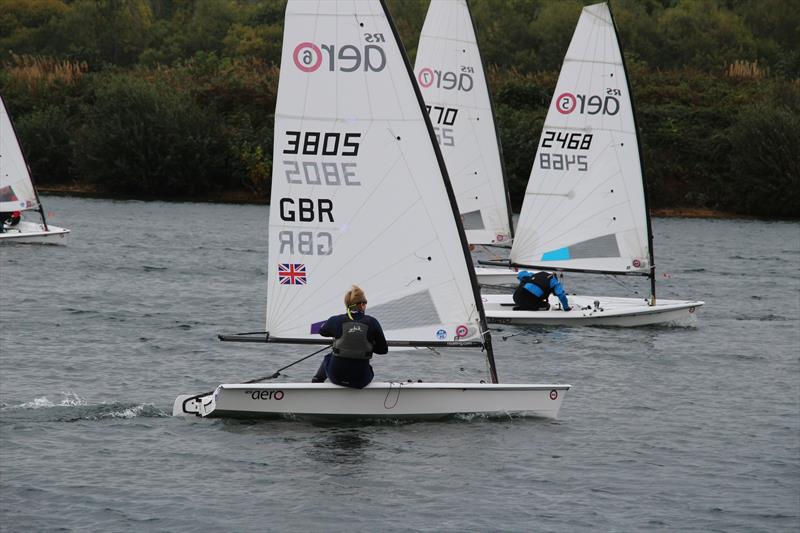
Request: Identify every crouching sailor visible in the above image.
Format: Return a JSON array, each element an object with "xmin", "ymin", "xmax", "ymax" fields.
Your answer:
[
  {"xmin": 312, "ymin": 285, "xmax": 388, "ymax": 388},
  {"xmin": 512, "ymin": 271, "xmax": 571, "ymax": 311}
]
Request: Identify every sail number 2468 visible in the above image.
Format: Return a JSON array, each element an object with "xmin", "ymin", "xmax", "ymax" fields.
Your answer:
[
  {"xmin": 539, "ymin": 131, "xmax": 592, "ymax": 172},
  {"xmin": 539, "ymin": 153, "xmax": 588, "ymax": 172},
  {"xmin": 541, "ymin": 131, "xmax": 593, "ymax": 150}
]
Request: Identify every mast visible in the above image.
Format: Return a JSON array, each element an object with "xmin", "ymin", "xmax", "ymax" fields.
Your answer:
[
  {"xmin": 382, "ymin": 0, "xmax": 498, "ymax": 383},
  {"xmin": 608, "ymin": 1, "xmax": 655, "ymax": 303},
  {"xmin": 29, "ymin": 165, "xmax": 50, "ymax": 231},
  {"xmin": 467, "ymin": 0, "xmax": 515, "ymax": 241}
]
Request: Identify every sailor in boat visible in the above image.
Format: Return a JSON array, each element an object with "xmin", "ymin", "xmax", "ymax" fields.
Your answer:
[
  {"xmin": 0, "ymin": 211, "xmax": 21, "ymax": 232},
  {"xmin": 311, "ymin": 285, "xmax": 389, "ymax": 388},
  {"xmin": 513, "ymin": 271, "xmax": 572, "ymax": 312}
]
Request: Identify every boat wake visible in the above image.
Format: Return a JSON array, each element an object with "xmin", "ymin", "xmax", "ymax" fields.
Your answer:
[
  {"xmin": 1, "ymin": 392, "xmax": 168, "ymax": 422},
  {"xmin": 734, "ymin": 313, "xmax": 795, "ymax": 322}
]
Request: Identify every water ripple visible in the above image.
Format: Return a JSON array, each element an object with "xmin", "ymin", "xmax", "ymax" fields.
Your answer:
[
  {"xmin": 1, "ymin": 394, "xmax": 168, "ymax": 422},
  {"xmin": 1, "ymin": 200, "xmax": 797, "ymax": 532}
]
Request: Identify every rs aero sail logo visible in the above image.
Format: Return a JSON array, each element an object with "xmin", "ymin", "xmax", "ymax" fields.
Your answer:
[
  {"xmin": 555, "ymin": 89, "xmax": 621, "ymax": 116},
  {"xmin": 293, "ymin": 33, "xmax": 387, "ymax": 73},
  {"xmin": 417, "ymin": 66, "xmax": 474, "ymax": 92}
]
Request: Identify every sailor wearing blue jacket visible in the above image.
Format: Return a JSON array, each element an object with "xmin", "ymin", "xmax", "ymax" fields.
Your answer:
[
  {"xmin": 312, "ymin": 285, "xmax": 388, "ymax": 388},
  {"xmin": 513, "ymin": 271, "xmax": 571, "ymax": 311}
]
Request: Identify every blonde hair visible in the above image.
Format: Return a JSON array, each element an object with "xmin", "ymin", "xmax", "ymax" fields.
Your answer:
[{"xmin": 344, "ymin": 285, "xmax": 366, "ymax": 308}]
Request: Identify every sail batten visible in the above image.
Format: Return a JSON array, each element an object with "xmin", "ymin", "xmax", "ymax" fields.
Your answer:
[{"xmin": 511, "ymin": 2, "xmax": 649, "ymax": 275}]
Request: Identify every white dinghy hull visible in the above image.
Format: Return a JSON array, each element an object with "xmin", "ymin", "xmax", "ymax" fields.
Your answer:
[
  {"xmin": 174, "ymin": 382, "xmax": 570, "ymax": 421},
  {"xmin": 483, "ymin": 294, "xmax": 703, "ymax": 327},
  {"xmin": 0, "ymin": 221, "xmax": 69, "ymax": 243},
  {"xmin": 475, "ymin": 266, "xmax": 522, "ymax": 286}
]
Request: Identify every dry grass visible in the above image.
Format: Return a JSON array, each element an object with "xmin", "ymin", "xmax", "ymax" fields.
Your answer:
[
  {"xmin": 4, "ymin": 53, "xmax": 89, "ymax": 88},
  {"xmin": 726, "ymin": 59, "xmax": 768, "ymax": 80}
]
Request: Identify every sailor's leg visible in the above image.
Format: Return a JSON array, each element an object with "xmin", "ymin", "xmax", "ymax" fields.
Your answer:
[{"xmin": 311, "ymin": 353, "xmax": 331, "ymax": 383}]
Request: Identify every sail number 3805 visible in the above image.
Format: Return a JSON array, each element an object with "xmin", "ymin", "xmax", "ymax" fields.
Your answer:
[
  {"xmin": 283, "ymin": 131, "xmax": 361, "ymax": 156},
  {"xmin": 282, "ymin": 130, "xmax": 363, "ymax": 186}
]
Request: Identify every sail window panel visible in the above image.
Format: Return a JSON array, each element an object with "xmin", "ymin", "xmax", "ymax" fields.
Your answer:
[
  {"xmin": 569, "ymin": 233, "xmax": 620, "ymax": 259},
  {"xmin": 0, "ymin": 185, "xmax": 19, "ymax": 202},
  {"xmin": 461, "ymin": 210, "xmax": 485, "ymax": 231},
  {"xmin": 541, "ymin": 233, "xmax": 621, "ymax": 262},
  {"xmin": 368, "ymin": 290, "xmax": 442, "ymax": 331}
]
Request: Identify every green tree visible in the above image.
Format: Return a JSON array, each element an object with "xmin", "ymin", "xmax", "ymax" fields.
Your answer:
[
  {"xmin": 733, "ymin": 0, "xmax": 800, "ymax": 78},
  {"xmin": 385, "ymin": 0, "xmax": 427, "ymax": 61},
  {"xmin": 657, "ymin": 0, "xmax": 757, "ymax": 72},
  {"xmin": 612, "ymin": 0, "xmax": 668, "ymax": 68},
  {"xmin": 222, "ymin": 23, "xmax": 282, "ymax": 63},
  {"xmin": 170, "ymin": 0, "xmax": 240, "ymax": 59},
  {"xmin": 72, "ymin": 73, "xmax": 229, "ymax": 197},
  {"xmin": 526, "ymin": 0, "xmax": 583, "ymax": 71},
  {"xmin": 15, "ymin": 105, "xmax": 74, "ymax": 184},
  {"xmin": 41, "ymin": 0, "xmax": 157, "ymax": 67},
  {"xmin": 471, "ymin": 0, "xmax": 544, "ymax": 71},
  {"xmin": 725, "ymin": 93, "xmax": 800, "ymax": 218},
  {"xmin": 0, "ymin": 0, "xmax": 69, "ymax": 56}
]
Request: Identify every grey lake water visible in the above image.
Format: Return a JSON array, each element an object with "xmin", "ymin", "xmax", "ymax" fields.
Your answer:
[{"xmin": 1, "ymin": 196, "xmax": 798, "ymax": 532}]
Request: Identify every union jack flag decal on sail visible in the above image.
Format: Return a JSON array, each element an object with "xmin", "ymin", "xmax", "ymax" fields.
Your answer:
[{"xmin": 278, "ymin": 263, "xmax": 307, "ymax": 285}]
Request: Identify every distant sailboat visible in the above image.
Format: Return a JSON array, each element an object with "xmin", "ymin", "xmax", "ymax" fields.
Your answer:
[
  {"xmin": 480, "ymin": 2, "xmax": 703, "ymax": 326},
  {"xmin": 173, "ymin": 0, "xmax": 569, "ymax": 420},
  {"xmin": 414, "ymin": 0, "xmax": 513, "ymax": 246},
  {"xmin": 0, "ymin": 95, "xmax": 69, "ymax": 243}
]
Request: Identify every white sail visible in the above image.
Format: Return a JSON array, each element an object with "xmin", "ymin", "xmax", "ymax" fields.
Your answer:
[
  {"xmin": 0, "ymin": 96, "xmax": 38, "ymax": 213},
  {"xmin": 266, "ymin": 0, "xmax": 482, "ymax": 344},
  {"xmin": 511, "ymin": 2, "xmax": 650, "ymax": 274},
  {"xmin": 414, "ymin": 0, "xmax": 512, "ymax": 245}
]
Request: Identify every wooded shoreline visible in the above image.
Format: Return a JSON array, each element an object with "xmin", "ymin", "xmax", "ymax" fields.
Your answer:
[{"xmin": 3, "ymin": 0, "xmax": 798, "ymax": 219}]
